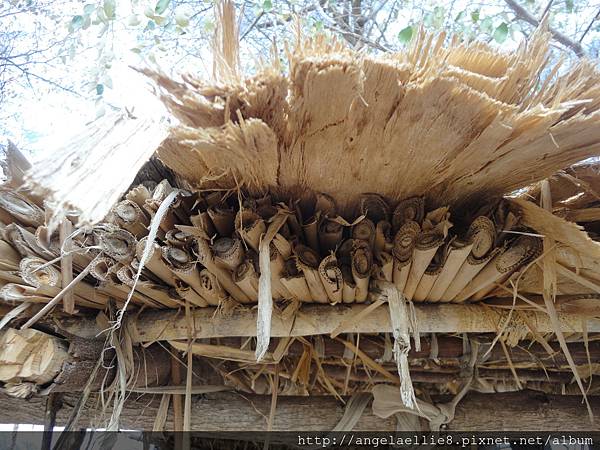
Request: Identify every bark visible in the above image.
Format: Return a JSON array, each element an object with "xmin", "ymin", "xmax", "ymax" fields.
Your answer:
[
  {"xmin": 45, "ymin": 338, "xmax": 171, "ymax": 393},
  {"xmin": 0, "ymin": 390, "xmax": 598, "ymax": 431}
]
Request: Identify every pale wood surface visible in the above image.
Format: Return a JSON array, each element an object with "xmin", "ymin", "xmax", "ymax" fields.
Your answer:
[{"xmin": 54, "ymin": 303, "xmax": 600, "ymax": 343}]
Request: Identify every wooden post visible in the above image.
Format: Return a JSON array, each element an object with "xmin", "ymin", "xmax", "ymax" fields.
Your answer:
[
  {"xmin": 59, "ymin": 219, "xmax": 74, "ymax": 314},
  {"xmin": 41, "ymin": 393, "xmax": 62, "ymax": 450}
]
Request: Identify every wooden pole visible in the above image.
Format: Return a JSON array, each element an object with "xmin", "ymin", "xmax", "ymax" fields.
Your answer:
[
  {"xmin": 0, "ymin": 391, "xmax": 598, "ymax": 431},
  {"xmin": 59, "ymin": 219, "xmax": 74, "ymax": 314},
  {"xmin": 61, "ymin": 304, "xmax": 600, "ymax": 343}
]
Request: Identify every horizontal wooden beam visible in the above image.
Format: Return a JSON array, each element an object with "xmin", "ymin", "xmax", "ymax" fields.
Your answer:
[
  {"xmin": 1, "ymin": 390, "xmax": 598, "ymax": 431},
  {"xmin": 56, "ymin": 303, "xmax": 600, "ymax": 343}
]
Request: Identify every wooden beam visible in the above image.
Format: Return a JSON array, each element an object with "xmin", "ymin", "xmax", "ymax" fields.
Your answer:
[
  {"xmin": 56, "ymin": 303, "xmax": 600, "ymax": 343},
  {"xmin": 0, "ymin": 390, "xmax": 597, "ymax": 431}
]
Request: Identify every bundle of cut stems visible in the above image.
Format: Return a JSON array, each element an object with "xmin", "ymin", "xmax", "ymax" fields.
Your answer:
[{"xmin": 0, "ymin": 176, "xmax": 550, "ymax": 318}]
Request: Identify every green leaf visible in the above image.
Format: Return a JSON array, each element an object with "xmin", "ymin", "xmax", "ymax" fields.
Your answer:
[
  {"xmin": 263, "ymin": 0, "xmax": 272, "ymax": 12},
  {"xmin": 175, "ymin": 10, "xmax": 189, "ymax": 27},
  {"xmin": 480, "ymin": 16, "xmax": 493, "ymax": 33},
  {"xmin": 432, "ymin": 6, "xmax": 445, "ymax": 28},
  {"xmin": 69, "ymin": 15, "xmax": 84, "ymax": 32},
  {"xmin": 314, "ymin": 19, "xmax": 323, "ymax": 31},
  {"xmin": 423, "ymin": 12, "xmax": 433, "ymax": 27},
  {"xmin": 565, "ymin": 0, "xmax": 574, "ymax": 12},
  {"xmin": 83, "ymin": 4, "xmax": 95, "ymax": 15},
  {"xmin": 471, "ymin": 9, "xmax": 479, "ymax": 22},
  {"xmin": 398, "ymin": 25, "xmax": 413, "ymax": 44},
  {"xmin": 155, "ymin": 0, "xmax": 170, "ymax": 15},
  {"xmin": 455, "ymin": 11, "xmax": 464, "ymax": 21},
  {"xmin": 127, "ymin": 14, "xmax": 141, "ymax": 26},
  {"xmin": 82, "ymin": 15, "xmax": 91, "ymax": 29},
  {"xmin": 493, "ymin": 22, "xmax": 508, "ymax": 43},
  {"xmin": 103, "ymin": 0, "xmax": 116, "ymax": 19},
  {"xmin": 96, "ymin": 84, "xmax": 104, "ymax": 96}
]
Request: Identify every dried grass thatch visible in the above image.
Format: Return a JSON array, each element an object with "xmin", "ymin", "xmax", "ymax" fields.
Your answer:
[{"xmin": 139, "ymin": 23, "xmax": 600, "ymax": 219}]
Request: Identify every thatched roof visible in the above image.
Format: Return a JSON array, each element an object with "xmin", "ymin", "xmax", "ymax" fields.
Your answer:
[
  {"xmin": 3, "ymin": 5, "xmax": 600, "ymax": 433},
  {"xmin": 140, "ymin": 24, "xmax": 600, "ymax": 217}
]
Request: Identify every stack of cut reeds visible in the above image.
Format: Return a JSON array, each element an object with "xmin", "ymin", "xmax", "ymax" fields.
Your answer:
[{"xmin": 0, "ymin": 177, "xmax": 547, "ymax": 315}]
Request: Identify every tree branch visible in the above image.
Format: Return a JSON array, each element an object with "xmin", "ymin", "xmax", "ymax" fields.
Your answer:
[
  {"xmin": 503, "ymin": 0, "xmax": 585, "ymax": 57},
  {"xmin": 579, "ymin": 7, "xmax": 600, "ymax": 43}
]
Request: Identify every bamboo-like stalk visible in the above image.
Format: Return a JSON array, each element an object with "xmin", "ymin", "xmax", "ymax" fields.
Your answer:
[
  {"xmin": 374, "ymin": 252, "xmax": 394, "ymax": 282},
  {"xmin": 207, "ymin": 206, "xmax": 235, "ymax": 236},
  {"xmin": 441, "ymin": 216, "xmax": 497, "ymax": 301},
  {"xmin": 295, "ymin": 244, "xmax": 328, "ymax": 302},
  {"xmin": 280, "ymin": 258, "xmax": 312, "ymax": 302},
  {"xmin": 374, "ymin": 221, "xmax": 393, "ymax": 257},
  {"xmin": 403, "ymin": 208, "xmax": 451, "ymax": 300},
  {"xmin": 143, "ymin": 182, "xmax": 178, "ymax": 234},
  {"xmin": 318, "ymin": 219, "xmax": 343, "ymax": 253},
  {"xmin": 427, "ymin": 239, "xmax": 473, "ymax": 301},
  {"xmin": 318, "ymin": 254, "xmax": 343, "ymax": 303},
  {"xmin": 191, "ymin": 238, "xmax": 250, "ymax": 303},
  {"xmin": 237, "ymin": 209, "xmax": 265, "ymax": 252},
  {"xmin": 112, "ymin": 200, "xmax": 150, "ymax": 238},
  {"xmin": 198, "ymin": 269, "xmax": 228, "ymax": 306},
  {"xmin": 352, "ymin": 218, "xmax": 375, "ymax": 249},
  {"xmin": 126, "ymin": 184, "xmax": 153, "ymax": 209},
  {"xmin": 1, "ymin": 283, "xmax": 106, "ymax": 309},
  {"xmin": 0, "ymin": 189, "xmax": 45, "ymax": 227},
  {"xmin": 269, "ymin": 244, "xmax": 293, "ymax": 300},
  {"xmin": 116, "ymin": 304, "xmax": 600, "ymax": 343},
  {"xmin": 89, "ymin": 256, "xmax": 160, "ymax": 308},
  {"xmin": 391, "ymin": 221, "xmax": 420, "ymax": 293},
  {"xmin": 4, "ymin": 224, "xmax": 54, "ymax": 259},
  {"xmin": 351, "ymin": 240, "xmax": 372, "ymax": 302},
  {"xmin": 19, "ymin": 257, "xmax": 60, "ymax": 288},
  {"xmin": 17, "ymin": 256, "xmax": 105, "ymax": 306},
  {"xmin": 358, "ymin": 193, "xmax": 390, "ymax": 223},
  {"xmin": 212, "ymin": 237, "xmax": 245, "ymax": 271},
  {"xmin": 455, "ymin": 235, "xmax": 543, "ymax": 302},
  {"xmin": 340, "ymin": 265, "xmax": 356, "ymax": 303},
  {"xmin": 189, "ymin": 211, "xmax": 216, "ymax": 238},
  {"xmin": 164, "ymin": 229, "xmax": 191, "ymax": 248},
  {"xmin": 272, "ymin": 234, "xmax": 292, "ymax": 259},
  {"xmin": 232, "ymin": 254, "xmax": 259, "ymax": 301},
  {"xmin": 97, "ymin": 228, "xmax": 137, "ymax": 263},
  {"xmin": 161, "ymin": 245, "xmax": 209, "ymax": 307},
  {"xmin": 115, "ymin": 265, "xmax": 183, "ymax": 309},
  {"xmin": 302, "ymin": 215, "xmax": 321, "ymax": 254},
  {"xmin": 34, "ymin": 226, "xmax": 60, "ymax": 256},
  {"xmin": 392, "ymin": 197, "xmax": 424, "ymax": 232},
  {"xmin": 0, "ymin": 239, "xmax": 22, "ymax": 271},
  {"xmin": 89, "ymin": 256, "xmax": 121, "ymax": 285},
  {"xmin": 403, "ymin": 229, "xmax": 446, "ymax": 301},
  {"xmin": 136, "ymin": 238, "xmax": 179, "ymax": 287},
  {"xmin": 413, "ymin": 244, "xmax": 448, "ymax": 301}
]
